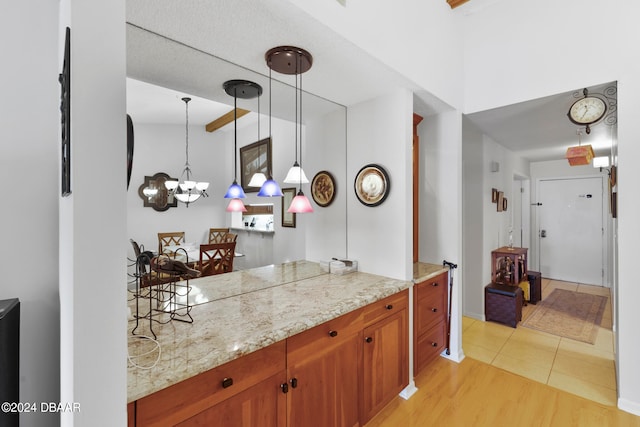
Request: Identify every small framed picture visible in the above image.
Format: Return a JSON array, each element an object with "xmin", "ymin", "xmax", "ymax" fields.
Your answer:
[
  {"xmin": 502, "ymin": 197, "xmax": 508, "ymax": 212},
  {"xmin": 492, "ymin": 188, "xmax": 498, "ymax": 203},
  {"xmin": 282, "ymin": 187, "xmax": 296, "ymax": 228},
  {"xmin": 497, "ymin": 191, "xmax": 504, "ymax": 212}
]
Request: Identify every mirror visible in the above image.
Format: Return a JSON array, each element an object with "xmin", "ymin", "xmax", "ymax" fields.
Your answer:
[{"xmin": 126, "ymin": 24, "xmax": 348, "ymax": 274}]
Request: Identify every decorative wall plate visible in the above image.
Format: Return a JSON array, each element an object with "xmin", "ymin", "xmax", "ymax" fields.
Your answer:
[
  {"xmin": 354, "ymin": 164, "xmax": 390, "ymax": 207},
  {"xmin": 311, "ymin": 170, "xmax": 336, "ymax": 207}
]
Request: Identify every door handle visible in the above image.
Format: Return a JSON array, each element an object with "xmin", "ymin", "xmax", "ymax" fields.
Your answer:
[{"xmin": 540, "ymin": 230, "xmax": 547, "ymax": 238}]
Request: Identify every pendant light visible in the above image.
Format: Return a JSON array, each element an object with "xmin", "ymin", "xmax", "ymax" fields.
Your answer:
[
  {"xmin": 223, "ymin": 80, "xmax": 262, "ymax": 211},
  {"xmin": 266, "ymin": 46, "xmax": 311, "ymax": 186},
  {"xmin": 265, "ymin": 46, "xmax": 314, "ymax": 213},
  {"xmin": 257, "ymin": 63, "xmax": 284, "ymax": 197},
  {"xmin": 164, "ymin": 97, "xmax": 209, "ymax": 207},
  {"xmin": 248, "ymin": 90, "xmax": 267, "ymax": 188}
]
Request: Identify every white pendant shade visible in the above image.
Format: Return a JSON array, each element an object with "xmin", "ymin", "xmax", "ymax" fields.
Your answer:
[
  {"xmin": 248, "ymin": 172, "xmax": 267, "ymax": 187},
  {"xmin": 283, "ymin": 164, "xmax": 309, "ymax": 184},
  {"xmin": 175, "ymin": 193, "xmax": 201, "ymax": 204},
  {"xmin": 164, "ymin": 180, "xmax": 179, "ymax": 191}
]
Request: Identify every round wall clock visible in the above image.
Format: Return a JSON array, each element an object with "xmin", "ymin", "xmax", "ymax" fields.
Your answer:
[
  {"xmin": 568, "ymin": 96, "xmax": 606, "ymax": 126},
  {"xmin": 311, "ymin": 171, "xmax": 336, "ymax": 207},
  {"xmin": 354, "ymin": 164, "xmax": 390, "ymax": 207}
]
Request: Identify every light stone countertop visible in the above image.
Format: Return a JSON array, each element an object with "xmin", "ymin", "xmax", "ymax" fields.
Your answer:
[
  {"xmin": 413, "ymin": 262, "xmax": 449, "ymax": 283},
  {"xmin": 127, "ymin": 260, "xmax": 410, "ymax": 402}
]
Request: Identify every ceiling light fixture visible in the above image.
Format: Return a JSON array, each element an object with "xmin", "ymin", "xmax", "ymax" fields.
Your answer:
[
  {"xmin": 248, "ymin": 90, "xmax": 267, "ymax": 188},
  {"xmin": 267, "ymin": 46, "xmax": 312, "ymax": 186},
  {"xmin": 164, "ymin": 97, "xmax": 209, "ymax": 207},
  {"xmin": 265, "ymin": 46, "xmax": 314, "ymax": 213},
  {"xmin": 223, "ymin": 80, "xmax": 263, "ymax": 211},
  {"xmin": 565, "ymin": 129, "xmax": 594, "ymax": 166},
  {"xmin": 256, "ymin": 60, "xmax": 284, "ymax": 197}
]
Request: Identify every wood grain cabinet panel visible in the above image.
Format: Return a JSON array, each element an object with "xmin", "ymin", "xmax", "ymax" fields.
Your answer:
[
  {"xmin": 414, "ymin": 272, "xmax": 448, "ymax": 375},
  {"xmin": 361, "ymin": 294, "xmax": 408, "ymax": 423},
  {"xmin": 135, "ymin": 341, "xmax": 286, "ymax": 427},
  {"xmin": 286, "ymin": 309, "xmax": 363, "ymax": 427}
]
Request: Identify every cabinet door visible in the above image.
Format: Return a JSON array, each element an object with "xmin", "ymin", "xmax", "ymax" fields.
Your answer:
[
  {"xmin": 176, "ymin": 372, "xmax": 286, "ymax": 427},
  {"xmin": 362, "ymin": 308, "xmax": 408, "ymax": 423},
  {"xmin": 286, "ymin": 311, "xmax": 362, "ymax": 427}
]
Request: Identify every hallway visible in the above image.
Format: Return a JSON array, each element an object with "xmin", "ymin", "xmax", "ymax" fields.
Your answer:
[{"xmin": 463, "ymin": 278, "xmax": 615, "ymax": 405}]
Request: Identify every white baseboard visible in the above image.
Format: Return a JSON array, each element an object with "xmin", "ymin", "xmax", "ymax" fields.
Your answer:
[
  {"xmin": 399, "ymin": 381, "xmax": 418, "ymax": 400},
  {"xmin": 618, "ymin": 397, "xmax": 640, "ymax": 416}
]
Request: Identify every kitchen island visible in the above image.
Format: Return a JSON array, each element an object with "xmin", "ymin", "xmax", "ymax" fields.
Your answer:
[{"xmin": 128, "ymin": 260, "xmax": 411, "ymax": 404}]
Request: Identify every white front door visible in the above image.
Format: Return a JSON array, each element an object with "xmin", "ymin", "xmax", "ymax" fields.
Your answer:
[{"xmin": 538, "ymin": 177, "xmax": 604, "ymax": 286}]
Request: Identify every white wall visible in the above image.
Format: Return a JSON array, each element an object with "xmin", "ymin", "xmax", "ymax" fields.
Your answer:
[
  {"xmin": 289, "ymin": 0, "xmax": 465, "ymax": 109},
  {"xmin": 419, "ymin": 109, "xmax": 464, "ymax": 361},
  {"xmin": 347, "ymin": 90, "xmax": 413, "ymax": 281},
  {"xmin": 460, "ymin": 0, "xmax": 640, "ymax": 413},
  {"xmin": 461, "ymin": 118, "xmax": 485, "ymax": 320},
  {"xmin": 59, "ymin": 0, "xmax": 127, "ymax": 426},
  {"xmin": 1, "ymin": 2, "xmax": 60, "ymax": 426}
]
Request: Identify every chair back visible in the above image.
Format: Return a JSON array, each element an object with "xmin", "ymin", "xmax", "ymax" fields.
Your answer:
[
  {"xmin": 224, "ymin": 232, "xmax": 238, "ymax": 242},
  {"xmin": 198, "ymin": 242, "xmax": 236, "ymax": 276},
  {"xmin": 158, "ymin": 232, "xmax": 185, "ymax": 254},
  {"xmin": 208, "ymin": 228, "xmax": 230, "ymax": 244}
]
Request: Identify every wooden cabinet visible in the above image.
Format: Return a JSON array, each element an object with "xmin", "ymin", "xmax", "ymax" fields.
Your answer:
[
  {"xmin": 134, "ymin": 341, "xmax": 286, "ymax": 427},
  {"xmin": 361, "ymin": 291, "xmax": 409, "ymax": 423},
  {"xmin": 131, "ymin": 290, "xmax": 409, "ymax": 427},
  {"xmin": 414, "ymin": 271, "xmax": 448, "ymax": 375},
  {"xmin": 287, "ymin": 310, "xmax": 363, "ymax": 427},
  {"xmin": 491, "ymin": 246, "xmax": 528, "ymax": 285}
]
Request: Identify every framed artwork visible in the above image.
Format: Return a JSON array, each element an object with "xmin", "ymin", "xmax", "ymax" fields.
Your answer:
[
  {"xmin": 354, "ymin": 164, "xmax": 390, "ymax": 207},
  {"xmin": 492, "ymin": 188, "xmax": 498, "ymax": 203},
  {"xmin": 497, "ymin": 191, "xmax": 504, "ymax": 212},
  {"xmin": 240, "ymin": 137, "xmax": 272, "ymax": 192},
  {"xmin": 502, "ymin": 197, "xmax": 508, "ymax": 211},
  {"xmin": 282, "ymin": 188, "xmax": 296, "ymax": 228},
  {"xmin": 311, "ymin": 171, "xmax": 336, "ymax": 207},
  {"xmin": 138, "ymin": 172, "xmax": 178, "ymax": 212},
  {"xmin": 59, "ymin": 27, "xmax": 71, "ymax": 197},
  {"xmin": 611, "ymin": 191, "xmax": 617, "ymax": 218},
  {"xmin": 127, "ymin": 114, "xmax": 134, "ymax": 190}
]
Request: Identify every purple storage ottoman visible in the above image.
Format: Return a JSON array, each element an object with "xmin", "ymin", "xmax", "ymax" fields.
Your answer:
[{"xmin": 485, "ymin": 283, "xmax": 523, "ymax": 328}]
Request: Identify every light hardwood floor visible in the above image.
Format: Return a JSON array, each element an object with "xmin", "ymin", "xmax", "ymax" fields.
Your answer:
[{"xmin": 366, "ymin": 279, "xmax": 640, "ymax": 426}]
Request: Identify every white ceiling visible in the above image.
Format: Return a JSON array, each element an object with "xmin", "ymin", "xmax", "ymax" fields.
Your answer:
[{"xmin": 125, "ymin": 0, "xmax": 617, "ymax": 163}]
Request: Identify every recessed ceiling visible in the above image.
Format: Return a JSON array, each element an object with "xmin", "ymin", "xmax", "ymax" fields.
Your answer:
[{"xmin": 464, "ymin": 81, "xmax": 617, "ymax": 162}]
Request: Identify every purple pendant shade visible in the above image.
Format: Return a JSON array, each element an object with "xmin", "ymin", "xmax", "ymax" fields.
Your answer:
[
  {"xmin": 257, "ymin": 177, "xmax": 284, "ymax": 197},
  {"xmin": 224, "ymin": 180, "xmax": 246, "ymax": 199},
  {"xmin": 226, "ymin": 198, "xmax": 247, "ymax": 212},
  {"xmin": 287, "ymin": 190, "xmax": 314, "ymax": 213}
]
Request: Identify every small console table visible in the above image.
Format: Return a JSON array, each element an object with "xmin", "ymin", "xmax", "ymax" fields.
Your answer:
[{"xmin": 491, "ymin": 246, "xmax": 528, "ymax": 286}]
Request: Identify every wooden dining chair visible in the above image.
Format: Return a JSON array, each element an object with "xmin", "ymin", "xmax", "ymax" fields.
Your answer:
[
  {"xmin": 224, "ymin": 232, "xmax": 238, "ymax": 242},
  {"xmin": 208, "ymin": 228, "xmax": 230, "ymax": 244},
  {"xmin": 158, "ymin": 231, "xmax": 185, "ymax": 255},
  {"xmin": 198, "ymin": 242, "xmax": 236, "ymax": 276}
]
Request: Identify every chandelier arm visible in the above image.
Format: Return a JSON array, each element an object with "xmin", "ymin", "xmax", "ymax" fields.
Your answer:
[{"xmin": 234, "ymin": 89, "xmax": 238, "ymax": 181}]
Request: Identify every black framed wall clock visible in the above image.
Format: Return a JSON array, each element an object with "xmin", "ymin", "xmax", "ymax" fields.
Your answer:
[
  {"xmin": 59, "ymin": 27, "xmax": 71, "ymax": 196},
  {"xmin": 354, "ymin": 164, "xmax": 390, "ymax": 207}
]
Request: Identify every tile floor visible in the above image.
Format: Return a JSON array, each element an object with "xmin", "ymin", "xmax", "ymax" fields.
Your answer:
[{"xmin": 463, "ymin": 278, "xmax": 616, "ymax": 406}]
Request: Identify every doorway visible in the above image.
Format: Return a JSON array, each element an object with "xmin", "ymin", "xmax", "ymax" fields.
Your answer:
[{"xmin": 537, "ymin": 176, "xmax": 606, "ymax": 286}]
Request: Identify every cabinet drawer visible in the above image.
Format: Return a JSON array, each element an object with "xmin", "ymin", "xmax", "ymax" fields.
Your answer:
[
  {"xmin": 363, "ymin": 290, "xmax": 408, "ymax": 328},
  {"xmin": 287, "ymin": 309, "xmax": 363, "ymax": 359},
  {"xmin": 415, "ymin": 272, "xmax": 448, "ymax": 300},
  {"xmin": 414, "ymin": 321, "xmax": 447, "ymax": 374},
  {"xmin": 136, "ymin": 341, "xmax": 286, "ymax": 427},
  {"xmin": 415, "ymin": 291, "xmax": 446, "ymax": 335}
]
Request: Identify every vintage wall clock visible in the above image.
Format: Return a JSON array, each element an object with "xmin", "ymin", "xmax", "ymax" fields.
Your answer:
[{"xmin": 567, "ymin": 88, "xmax": 607, "ymax": 134}]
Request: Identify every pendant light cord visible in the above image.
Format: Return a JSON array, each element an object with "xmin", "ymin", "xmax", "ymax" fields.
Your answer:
[
  {"xmin": 299, "ymin": 54, "xmax": 303, "ymax": 190},
  {"xmin": 234, "ymin": 90, "xmax": 238, "ymax": 181},
  {"xmin": 184, "ymin": 97, "xmax": 191, "ymax": 181}
]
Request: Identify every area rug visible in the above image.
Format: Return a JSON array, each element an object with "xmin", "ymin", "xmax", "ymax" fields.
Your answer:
[{"xmin": 521, "ymin": 288, "xmax": 607, "ymax": 344}]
